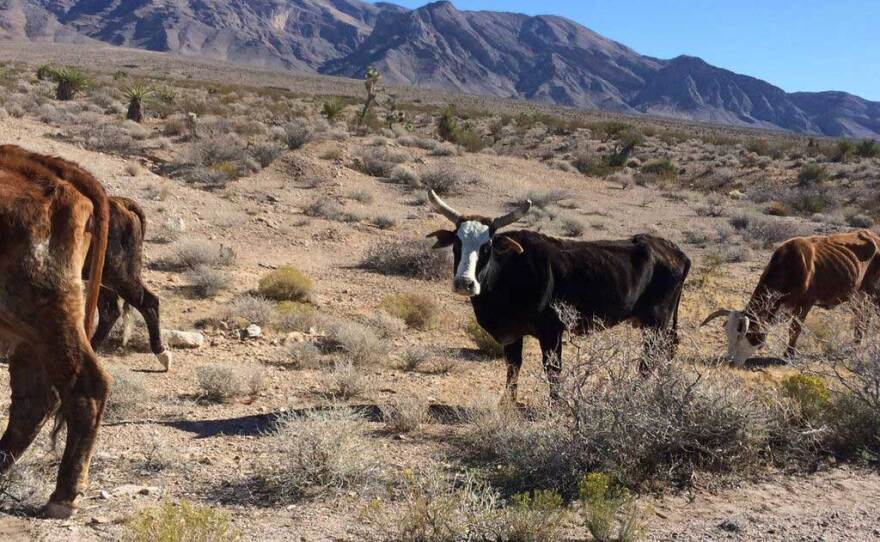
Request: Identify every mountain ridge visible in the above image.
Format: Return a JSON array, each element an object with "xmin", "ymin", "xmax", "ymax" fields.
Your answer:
[{"xmin": 2, "ymin": 0, "xmax": 877, "ymax": 137}]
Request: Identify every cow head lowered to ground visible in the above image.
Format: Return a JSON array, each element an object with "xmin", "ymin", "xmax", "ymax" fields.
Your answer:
[
  {"xmin": 425, "ymin": 190, "xmax": 531, "ymax": 297},
  {"xmin": 700, "ymin": 309, "xmax": 761, "ymax": 365}
]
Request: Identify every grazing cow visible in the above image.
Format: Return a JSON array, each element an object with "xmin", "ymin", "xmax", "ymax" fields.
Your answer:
[
  {"xmin": 0, "ymin": 146, "xmax": 109, "ymax": 518},
  {"xmin": 701, "ymin": 230, "xmax": 880, "ymax": 365},
  {"xmin": 426, "ymin": 190, "xmax": 691, "ymax": 400},
  {"xmin": 90, "ymin": 197, "xmax": 170, "ymax": 370}
]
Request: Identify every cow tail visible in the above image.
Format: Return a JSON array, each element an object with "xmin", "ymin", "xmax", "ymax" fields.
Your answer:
[
  {"xmin": 83, "ymin": 189, "xmax": 109, "ymax": 338},
  {"xmin": 672, "ymin": 256, "xmax": 691, "ymax": 340},
  {"xmin": 128, "ymin": 199, "xmax": 148, "ymax": 241}
]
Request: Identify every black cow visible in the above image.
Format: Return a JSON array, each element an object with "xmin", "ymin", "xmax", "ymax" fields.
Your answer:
[{"xmin": 427, "ymin": 190, "xmax": 691, "ymax": 400}]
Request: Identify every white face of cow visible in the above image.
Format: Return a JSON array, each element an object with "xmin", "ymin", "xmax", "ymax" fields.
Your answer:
[
  {"xmin": 724, "ymin": 311, "xmax": 758, "ymax": 365},
  {"xmin": 453, "ymin": 220, "xmax": 492, "ymax": 297}
]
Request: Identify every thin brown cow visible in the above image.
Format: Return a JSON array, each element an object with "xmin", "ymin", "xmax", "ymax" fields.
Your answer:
[
  {"xmin": 702, "ymin": 230, "xmax": 880, "ymax": 364},
  {"xmin": 0, "ymin": 145, "xmax": 110, "ymax": 518}
]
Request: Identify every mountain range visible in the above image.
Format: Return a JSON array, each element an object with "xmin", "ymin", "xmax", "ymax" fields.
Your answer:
[{"xmin": 1, "ymin": 0, "xmax": 878, "ymax": 137}]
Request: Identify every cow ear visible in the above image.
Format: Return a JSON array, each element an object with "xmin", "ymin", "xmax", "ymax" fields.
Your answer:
[
  {"xmin": 494, "ymin": 235, "xmax": 524, "ymax": 255},
  {"xmin": 426, "ymin": 230, "xmax": 456, "ymax": 249}
]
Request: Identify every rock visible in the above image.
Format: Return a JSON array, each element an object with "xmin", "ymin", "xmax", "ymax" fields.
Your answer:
[
  {"xmin": 99, "ymin": 490, "xmax": 111, "ymax": 500},
  {"xmin": 719, "ymin": 519, "xmax": 740, "ymax": 533},
  {"xmin": 242, "ymin": 324, "xmax": 262, "ymax": 339},
  {"xmin": 164, "ymin": 330, "xmax": 205, "ymax": 349},
  {"xmin": 111, "ymin": 484, "xmax": 159, "ymax": 497},
  {"xmin": 728, "ymin": 189, "xmax": 746, "ymax": 200},
  {"xmin": 283, "ymin": 332, "xmax": 307, "ymax": 344}
]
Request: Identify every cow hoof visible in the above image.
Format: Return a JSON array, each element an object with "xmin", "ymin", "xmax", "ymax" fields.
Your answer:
[
  {"xmin": 156, "ymin": 350, "xmax": 172, "ymax": 371},
  {"xmin": 42, "ymin": 502, "xmax": 76, "ymax": 519}
]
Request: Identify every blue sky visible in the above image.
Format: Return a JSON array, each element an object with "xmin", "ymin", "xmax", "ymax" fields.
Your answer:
[{"xmin": 372, "ymin": 0, "xmax": 880, "ymax": 101}]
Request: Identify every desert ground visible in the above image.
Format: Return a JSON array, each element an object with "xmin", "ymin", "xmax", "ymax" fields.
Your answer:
[{"xmin": 0, "ymin": 43, "xmax": 879, "ymax": 541}]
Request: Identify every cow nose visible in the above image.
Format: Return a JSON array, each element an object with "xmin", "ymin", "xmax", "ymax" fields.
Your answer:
[{"xmin": 453, "ymin": 277, "xmax": 477, "ymax": 296}]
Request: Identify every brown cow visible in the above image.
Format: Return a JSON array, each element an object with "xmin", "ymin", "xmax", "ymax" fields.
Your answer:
[
  {"xmin": 90, "ymin": 197, "xmax": 170, "ymax": 370},
  {"xmin": 0, "ymin": 145, "xmax": 110, "ymax": 518},
  {"xmin": 701, "ymin": 230, "xmax": 880, "ymax": 365}
]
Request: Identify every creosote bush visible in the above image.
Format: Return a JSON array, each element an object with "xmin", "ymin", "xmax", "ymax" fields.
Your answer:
[
  {"xmin": 579, "ymin": 472, "xmax": 645, "ymax": 542},
  {"xmin": 161, "ymin": 239, "xmax": 236, "ymax": 271},
  {"xmin": 122, "ymin": 500, "xmax": 241, "ymax": 542},
  {"xmin": 258, "ymin": 266, "xmax": 313, "ymax": 302},
  {"xmin": 380, "ymin": 293, "xmax": 439, "ymax": 330},
  {"xmin": 319, "ymin": 318, "xmax": 389, "ymax": 365},
  {"xmin": 381, "ymin": 395, "xmax": 429, "ymax": 433}
]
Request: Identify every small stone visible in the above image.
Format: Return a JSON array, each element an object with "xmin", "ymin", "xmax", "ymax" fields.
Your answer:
[
  {"xmin": 99, "ymin": 490, "xmax": 111, "ymax": 500},
  {"xmin": 719, "ymin": 519, "xmax": 740, "ymax": 533},
  {"xmin": 164, "ymin": 330, "xmax": 205, "ymax": 349},
  {"xmin": 243, "ymin": 324, "xmax": 262, "ymax": 339}
]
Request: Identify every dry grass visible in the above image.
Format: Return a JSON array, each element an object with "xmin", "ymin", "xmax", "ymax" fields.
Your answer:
[
  {"xmin": 196, "ymin": 364, "xmax": 264, "ymax": 403},
  {"xmin": 380, "ymin": 293, "xmax": 439, "ymax": 330},
  {"xmin": 361, "ymin": 240, "xmax": 449, "ymax": 280},
  {"xmin": 257, "ymin": 266, "xmax": 313, "ymax": 302},
  {"xmin": 381, "ymin": 395, "xmax": 429, "ymax": 433}
]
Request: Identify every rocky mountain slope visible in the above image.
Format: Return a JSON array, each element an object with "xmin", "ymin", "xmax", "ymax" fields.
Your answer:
[{"xmin": 2, "ymin": 0, "xmax": 877, "ymax": 137}]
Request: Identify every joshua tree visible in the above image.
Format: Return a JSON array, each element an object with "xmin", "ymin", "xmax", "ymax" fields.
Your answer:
[
  {"xmin": 50, "ymin": 66, "xmax": 89, "ymax": 101},
  {"xmin": 124, "ymin": 83, "xmax": 153, "ymax": 123},
  {"xmin": 358, "ymin": 67, "xmax": 381, "ymax": 127}
]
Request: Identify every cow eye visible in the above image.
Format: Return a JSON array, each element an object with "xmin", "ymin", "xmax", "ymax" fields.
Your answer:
[{"xmin": 480, "ymin": 243, "xmax": 491, "ymax": 255}]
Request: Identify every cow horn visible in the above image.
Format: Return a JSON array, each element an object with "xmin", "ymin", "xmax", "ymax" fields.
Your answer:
[
  {"xmin": 493, "ymin": 199, "xmax": 532, "ymax": 230},
  {"xmin": 700, "ymin": 309, "xmax": 733, "ymax": 327},
  {"xmin": 427, "ymin": 190, "xmax": 461, "ymax": 225}
]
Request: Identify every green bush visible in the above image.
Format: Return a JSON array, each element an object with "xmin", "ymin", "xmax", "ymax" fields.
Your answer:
[
  {"xmin": 797, "ymin": 163, "xmax": 828, "ymax": 186},
  {"xmin": 466, "ymin": 318, "xmax": 504, "ymax": 358},
  {"xmin": 322, "ymin": 98, "xmax": 346, "ymax": 121},
  {"xmin": 258, "ymin": 266, "xmax": 313, "ymax": 302},
  {"xmin": 123, "ymin": 500, "xmax": 241, "ymax": 542},
  {"xmin": 437, "ymin": 104, "xmax": 485, "ymax": 152},
  {"xmin": 579, "ymin": 472, "xmax": 645, "ymax": 542},
  {"xmin": 832, "ymin": 140, "xmax": 855, "ymax": 162},
  {"xmin": 48, "ymin": 66, "xmax": 89, "ymax": 101},
  {"xmin": 381, "ymin": 293, "xmax": 438, "ymax": 330},
  {"xmin": 640, "ymin": 159, "xmax": 677, "ymax": 178},
  {"xmin": 855, "ymin": 139, "xmax": 878, "ymax": 158},
  {"xmin": 781, "ymin": 374, "xmax": 830, "ymax": 423}
]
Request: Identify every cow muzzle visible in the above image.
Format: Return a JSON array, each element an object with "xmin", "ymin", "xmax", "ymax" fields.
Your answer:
[{"xmin": 453, "ymin": 277, "xmax": 480, "ymax": 297}]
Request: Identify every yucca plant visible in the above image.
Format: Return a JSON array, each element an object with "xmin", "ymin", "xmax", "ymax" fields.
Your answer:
[
  {"xmin": 358, "ymin": 66, "xmax": 381, "ymax": 127},
  {"xmin": 36, "ymin": 64, "xmax": 57, "ymax": 81},
  {"xmin": 50, "ymin": 66, "xmax": 89, "ymax": 101},
  {"xmin": 124, "ymin": 83, "xmax": 153, "ymax": 122}
]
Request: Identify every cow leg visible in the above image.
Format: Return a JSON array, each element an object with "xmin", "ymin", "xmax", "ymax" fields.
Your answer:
[
  {"xmin": 785, "ymin": 304, "xmax": 813, "ymax": 360},
  {"xmin": 0, "ymin": 344, "xmax": 60, "ymax": 474},
  {"xmin": 537, "ymin": 331, "xmax": 563, "ymax": 401},
  {"xmin": 502, "ymin": 338, "xmax": 524, "ymax": 404},
  {"xmin": 90, "ymin": 288, "xmax": 121, "ymax": 353},
  {"xmin": 43, "ymin": 326, "xmax": 110, "ymax": 518},
  {"xmin": 118, "ymin": 281, "xmax": 170, "ymax": 371}
]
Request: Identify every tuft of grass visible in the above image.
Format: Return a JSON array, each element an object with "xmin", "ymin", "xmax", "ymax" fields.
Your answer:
[
  {"xmin": 579, "ymin": 472, "xmax": 645, "ymax": 542},
  {"xmin": 640, "ymin": 159, "xmax": 677, "ymax": 179},
  {"xmin": 419, "ymin": 166, "xmax": 476, "ymax": 195},
  {"xmin": 381, "ymin": 395, "xmax": 429, "ymax": 433},
  {"xmin": 185, "ymin": 266, "xmax": 229, "ymax": 298},
  {"xmin": 122, "ymin": 500, "xmax": 241, "ymax": 542},
  {"xmin": 104, "ymin": 368, "xmax": 149, "ymax": 421},
  {"xmin": 281, "ymin": 119, "xmax": 311, "ymax": 150},
  {"xmin": 320, "ymin": 319, "xmax": 390, "ymax": 365},
  {"xmin": 258, "ymin": 266, "xmax": 313, "ymax": 302},
  {"xmin": 161, "ymin": 240, "xmax": 236, "ymax": 271},
  {"xmin": 380, "ymin": 293, "xmax": 438, "ymax": 330}
]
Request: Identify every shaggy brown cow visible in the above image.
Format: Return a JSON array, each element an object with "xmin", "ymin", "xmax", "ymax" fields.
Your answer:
[
  {"xmin": 90, "ymin": 197, "xmax": 170, "ymax": 370},
  {"xmin": 702, "ymin": 230, "xmax": 880, "ymax": 365},
  {"xmin": 0, "ymin": 145, "xmax": 110, "ymax": 518}
]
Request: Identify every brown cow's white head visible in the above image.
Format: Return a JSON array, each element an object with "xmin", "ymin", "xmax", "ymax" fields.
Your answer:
[
  {"xmin": 426, "ymin": 190, "xmax": 531, "ymax": 297},
  {"xmin": 701, "ymin": 309, "xmax": 759, "ymax": 366}
]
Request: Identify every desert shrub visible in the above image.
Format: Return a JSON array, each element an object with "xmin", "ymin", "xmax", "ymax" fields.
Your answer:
[
  {"xmin": 223, "ymin": 294, "xmax": 277, "ymax": 327},
  {"xmin": 855, "ymin": 139, "xmax": 878, "ymax": 158},
  {"xmin": 185, "ymin": 266, "xmax": 229, "ymax": 298},
  {"xmin": 320, "ymin": 319, "xmax": 389, "ymax": 365},
  {"xmin": 303, "ymin": 196, "xmax": 359, "ymax": 222},
  {"xmin": 729, "ymin": 213, "xmax": 812, "ymax": 248},
  {"xmin": 831, "ymin": 140, "xmax": 855, "ymax": 162},
  {"xmin": 579, "ymin": 472, "xmax": 645, "ymax": 542},
  {"xmin": 361, "ymin": 240, "xmax": 448, "ymax": 280},
  {"xmin": 348, "ymin": 188, "xmax": 374, "ymax": 204},
  {"xmin": 372, "ymin": 214, "xmax": 397, "ymax": 229},
  {"xmin": 357, "ymin": 147, "xmax": 408, "ymax": 177},
  {"xmin": 104, "ymin": 368, "xmax": 148, "ymax": 421},
  {"xmin": 572, "ymin": 152, "xmax": 616, "ymax": 177},
  {"xmin": 418, "ymin": 166, "xmax": 468, "ymax": 194},
  {"xmin": 397, "ymin": 347, "xmax": 432, "ymax": 372},
  {"xmin": 784, "ymin": 188, "xmax": 836, "ymax": 215},
  {"xmin": 249, "ymin": 142, "xmax": 283, "ymax": 168},
  {"xmin": 381, "ymin": 395, "xmax": 429, "ymax": 433},
  {"xmin": 275, "ymin": 301, "xmax": 319, "ymax": 333},
  {"xmin": 48, "ymin": 66, "xmax": 89, "ymax": 100},
  {"xmin": 122, "ymin": 500, "xmax": 240, "ymax": 542},
  {"xmin": 466, "ymin": 318, "xmax": 504, "ymax": 358},
  {"xmin": 324, "ymin": 359, "xmax": 371, "ymax": 399},
  {"xmin": 196, "ymin": 364, "xmax": 264, "ymax": 403},
  {"xmin": 380, "ymin": 293, "xmax": 438, "ymax": 330},
  {"xmin": 797, "ymin": 163, "xmax": 829, "ymax": 186},
  {"xmin": 281, "ymin": 119, "xmax": 311, "ymax": 149},
  {"xmin": 255, "ymin": 406, "xmax": 380, "ymax": 499},
  {"xmin": 366, "ymin": 470, "xmax": 568, "ymax": 542},
  {"xmin": 781, "ymin": 374, "xmax": 830, "ymax": 424},
  {"xmin": 389, "ymin": 164, "xmax": 418, "ymax": 186},
  {"xmin": 258, "ymin": 266, "xmax": 312, "ymax": 302},
  {"xmin": 525, "ymin": 189, "xmax": 571, "ymax": 210},
  {"xmin": 161, "ymin": 240, "xmax": 236, "ymax": 271},
  {"xmin": 286, "ymin": 342, "xmax": 323, "ymax": 369},
  {"xmin": 560, "ymin": 217, "xmax": 585, "ymax": 237},
  {"xmin": 0, "ymin": 457, "xmax": 52, "ymax": 513},
  {"xmin": 322, "ymin": 98, "xmax": 346, "ymax": 121},
  {"xmin": 86, "ymin": 124, "xmax": 137, "ymax": 155},
  {"xmin": 436, "ymin": 105, "xmax": 485, "ymax": 152},
  {"xmin": 640, "ymin": 159, "xmax": 677, "ymax": 178},
  {"xmin": 184, "ymin": 135, "xmax": 248, "ymax": 169}
]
